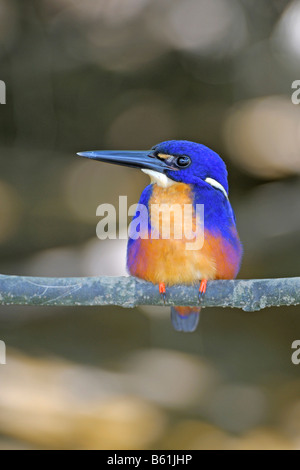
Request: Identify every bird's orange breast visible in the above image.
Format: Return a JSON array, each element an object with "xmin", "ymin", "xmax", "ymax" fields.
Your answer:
[{"xmin": 127, "ymin": 182, "xmax": 239, "ymax": 285}]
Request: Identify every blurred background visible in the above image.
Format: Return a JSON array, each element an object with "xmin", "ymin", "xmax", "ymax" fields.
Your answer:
[{"xmin": 0, "ymin": 0, "xmax": 300, "ymax": 450}]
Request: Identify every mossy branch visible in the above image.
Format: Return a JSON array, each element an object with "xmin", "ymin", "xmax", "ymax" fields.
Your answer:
[{"xmin": 0, "ymin": 274, "xmax": 299, "ymax": 311}]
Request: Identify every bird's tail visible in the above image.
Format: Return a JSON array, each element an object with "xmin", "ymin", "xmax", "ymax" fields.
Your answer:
[{"xmin": 171, "ymin": 306, "xmax": 201, "ymax": 333}]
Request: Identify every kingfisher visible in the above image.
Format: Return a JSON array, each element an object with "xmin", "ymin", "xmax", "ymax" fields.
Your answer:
[{"xmin": 78, "ymin": 140, "xmax": 243, "ymax": 332}]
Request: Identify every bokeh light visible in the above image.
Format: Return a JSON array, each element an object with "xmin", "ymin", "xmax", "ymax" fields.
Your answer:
[
  {"xmin": 272, "ymin": 0, "xmax": 300, "ymax": 69},
  {"xmin": 151, "ymin": 0, "xmax": 247, "ymax": 58},
  {"xmin": 224, "ymin": 96, "xmax": 300, "ymax": 178}
]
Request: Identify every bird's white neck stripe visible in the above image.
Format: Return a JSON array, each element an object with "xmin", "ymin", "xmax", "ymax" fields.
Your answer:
[
  {"xmin": 142, "ymin": 169, "xmax": 176, "ymax": 188},
  {"xmin": 142, "ymin": 170, "xmax": 228, "ymax": 197},
  {"xmin": 205, "ymin": 177, "xmax": 228, "ymax": 199}
]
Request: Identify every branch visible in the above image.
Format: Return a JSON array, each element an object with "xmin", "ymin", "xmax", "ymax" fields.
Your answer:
[{"xmin": 0, "ymin": 274, "xmax": 299, "ymax": 311}]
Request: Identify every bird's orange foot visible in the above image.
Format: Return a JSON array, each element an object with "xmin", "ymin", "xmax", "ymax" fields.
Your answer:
[
  {"xmin": 159, "ymin": 282, "xmax": 166, "ymax": 304},
  {"xmin": 198, "ymin": 279, "xmax": 207, "ymax": 303}
]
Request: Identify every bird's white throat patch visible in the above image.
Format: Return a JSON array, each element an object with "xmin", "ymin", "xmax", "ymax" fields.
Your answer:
[{"xmin": 142, "ymin": 169, "xmax": 176, "ymax": 188}]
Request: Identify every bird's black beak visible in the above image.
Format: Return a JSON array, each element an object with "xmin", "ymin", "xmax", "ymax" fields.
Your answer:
[{"xmin": 77, "ymin": 150, "xmax": 176, "ymax": 173}]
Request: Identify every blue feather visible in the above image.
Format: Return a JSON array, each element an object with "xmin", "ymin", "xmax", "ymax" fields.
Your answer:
[{"xmin": 171, "ymin": 307, "xmax": 201, "ymax": 333}]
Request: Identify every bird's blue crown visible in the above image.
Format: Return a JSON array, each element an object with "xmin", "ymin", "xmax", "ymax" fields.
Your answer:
[{"xmin": 152, "ymin": 140, "xmax": 229, "ymax": 194}]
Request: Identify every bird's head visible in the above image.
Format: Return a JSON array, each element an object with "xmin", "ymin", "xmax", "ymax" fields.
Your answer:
[{"xmin": 78, "ymin": 140, "xmax": 229, "ymax": 199}]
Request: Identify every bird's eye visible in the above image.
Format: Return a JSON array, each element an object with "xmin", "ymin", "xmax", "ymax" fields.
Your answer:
[{"xmin": 175, "ymin": 156, "xmax": 191, "ymax": 168}]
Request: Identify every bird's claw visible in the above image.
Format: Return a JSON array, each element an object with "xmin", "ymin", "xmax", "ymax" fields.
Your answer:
[
  {"xmin": 198, "ymin": 279, "xmax": 207, "ymax": 303},
  {"xmin": 159, "ymin": 282, "xmax": 166, "ymax": 304}
]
